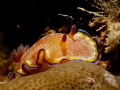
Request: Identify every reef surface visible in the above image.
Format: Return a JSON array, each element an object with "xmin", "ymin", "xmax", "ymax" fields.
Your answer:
[{"xmin": 0, "ymin": 61, "xmax": 119, "ymax": 90}]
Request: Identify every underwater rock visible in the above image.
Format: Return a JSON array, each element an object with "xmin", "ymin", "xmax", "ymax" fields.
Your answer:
[{"xmin": 0, "ymin": 61, "xmax": 119, "ymax": 90}]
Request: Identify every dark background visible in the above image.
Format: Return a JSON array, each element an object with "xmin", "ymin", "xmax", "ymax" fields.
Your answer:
[
  {"xmin": 1, "ymin": 0, "xmax": 98, "ymax": 50},
  {"xmin": 1, "ymin": 0, "xmax": 120, "ymax": 75}
]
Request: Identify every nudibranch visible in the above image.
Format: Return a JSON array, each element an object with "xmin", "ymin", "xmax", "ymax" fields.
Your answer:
[{"xmin": 8, "ymin": 25, "xmax": 101, "ymax": 79}]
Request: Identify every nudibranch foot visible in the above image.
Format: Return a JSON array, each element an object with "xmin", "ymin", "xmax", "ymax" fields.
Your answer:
[
  {"xmin": 8, "ymin": 71, "xmax": 27, "ymax": 80},
  {"xmin": 60, "ymin": 59, "xmax": 69, "ymax": 64},
  {"xmin": 8, "ymin": 62, "xmax": 42, "ymax": 80},
  {"xmin": 22, "ymin": 63, "xmax": 42, "ymax": 75},
  {"xmin": 45, "ymin": 59, "xmax": 69, "ymax": 66},
  {"xmin": 9, "ymin": 25, "xmax": 101, "ymax": 79},
  {"xmin": 36, "ymin": 48, "xmax": 45, "ymax": 65}
]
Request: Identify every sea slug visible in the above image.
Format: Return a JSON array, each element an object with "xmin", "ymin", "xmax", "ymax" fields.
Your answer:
[{"xmin": 9, "ymin": 25, "xmax": 100, "ymax": 79}]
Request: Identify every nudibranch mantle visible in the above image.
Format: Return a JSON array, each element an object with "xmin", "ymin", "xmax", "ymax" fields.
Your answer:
[{"xmin": 9, "ymin": 25, "xmax": 100, "ymax": 79}]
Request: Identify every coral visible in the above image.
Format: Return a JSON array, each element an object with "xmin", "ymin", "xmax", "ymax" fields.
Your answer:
[
  {"xmin": 77, "ymin": 0, "xmax": 120, "ymax": 53},
  {"xmin": 0, "ymin": 76, "xmax": 8, "ymax": 85},
  {"xmin": 8, "ymin": 25, "xmax": 100, "ymax": 79},
  {"xmin": 97, "ymin": 60, "xmax": 111, "ymax": 70},
  {"xmin": 0, "ymin": 61, "xmax": 120, "ymax": 90},
  {"xmin": 104, "ymin": 22, "xmax": 120, "ymax": 53}
]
